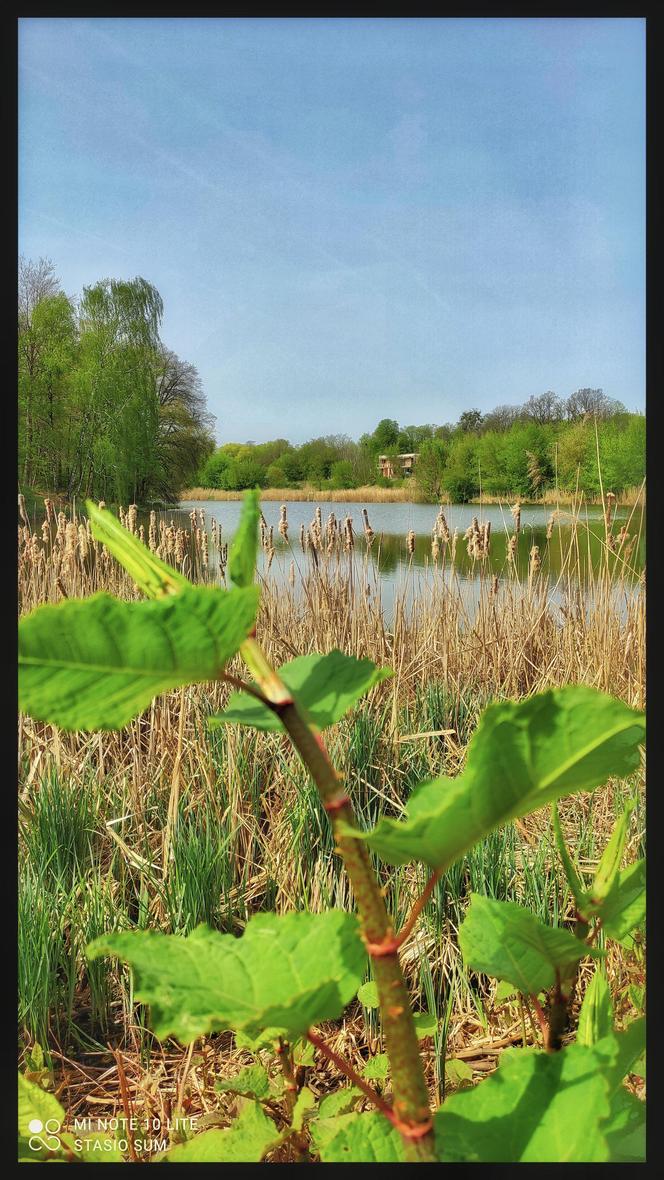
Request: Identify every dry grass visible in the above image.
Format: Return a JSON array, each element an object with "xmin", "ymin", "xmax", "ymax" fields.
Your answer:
[
  {"xmin": 471, "ymin": 485, "xmax": 645, "ymax": 507},
  {"xmin": 18, "ymin": 499, "xmax": 645, "ymax": 1150},
  {"xmin": 181, "ymin": 484, "xmax": 416, "ymax": 502}
]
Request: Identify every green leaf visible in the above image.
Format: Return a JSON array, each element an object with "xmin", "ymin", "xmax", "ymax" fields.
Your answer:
[
  {"xmin": 18, "ymin": 1073, "xmax": 67, "ymax": 1161},
  {"xmin": 290, "ymin": 1086, "xmax": 316, "ymax": 1132},
  {"xmin": 602, "ymin": 1087, "xmax": 645, "ymax": 1163},
  {"xmin": 87, "ymin": 911, "xmax": 366, "ymax": 1043},
  {"xmin": 434, "ymin": 1039, "xmax": 620, "ymax": 1162},
  {"xmin": 312, "ymin": 1111, "xmax": 405, "ymax": 1163},
  {"xmin": 215, "ymin": 1063, "xmax": 271, "ymax": 1100},
  {"xmin": 316, "ymin": 1087, "xmax": 362, "ymax": 1119},
  {"xmin": 459, "ymin": 893, "xmax": 601, "ymax": 995},
  {"xmin": 228, "ymin": 488, "xmax": 260, "ymax": 588},
  {"xmin": 577, "ymin": 970, "xmax": 614, "ymax": 1046},
  {"xmin": 444, "ymin": 1058, "xmax": 473, "ymax": 1088},
  {"xmin": 86, "ymin": 501, "xmax": 190, "ymax": 599},
  {"xmin": 160, "ymin": 1101, "xmax": 280, "ymax": 1162},
  {"xmin": 362, "ymin": 1053, "xmax": 389, "ymax": 1080},
  {"xmin": 494, "ymin": 979, "xmax": 518, "ymax": 1002},
  {"xmin": 292, "ymin": 1038, "xmax": 316, "ymax": 1068},
  {"xmin": 342, "ymin": 687, "xmax": 644, "ymax": 867},
  {"xmin": 357, "ymin": 980, "xmax": 379, "ymax": 1009},
  {"xmin": 413, "ymin": 1011, "xmax": 437, "ymax": 1039},
  {"xmin": 600, "ymin": 859, "xmax": 645, "ymax": 942},
  {"xmin": 234, "ymin": 1028, "xmax": 280, "ymax": 1053},
  {"xmin": 213, "ymin": 649, "xmax": 393, "ymax": 733},
  {"xmin": 18, "ymin": 1073, "xmax": 124, "ymax": 1163},
  {"xmin": 552, "ymin": 802, "xmax": 590, "ymax": 911},
  {"xmin": 602, "ymin": 1017, "xmax": 646, "ymax": 1091},
  {"xmin": 591, "ymin": 802, "xmax": 633, "ymax": 903},
  {"xmin": 19, "ymin": 586, "xmax": 260, "ymax": 731}
]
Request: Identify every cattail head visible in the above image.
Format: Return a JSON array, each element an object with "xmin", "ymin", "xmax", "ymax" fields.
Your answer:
[
  {"xmin": 510, "ymin": 502, "xmax": 521, "ymax": 533},
  {"xmin": 44, "ymin": 497, "xmax": 54, "ymax": 522},
  {"xmin": 406, "ymin": 529, "xmax": 415, "ymax": 556},
  {"xmin": 278, "ymin": 505, "xmax": 289, "ymax": 541},
  {"xmin": 431, "ymin": 535, "xmax": 440, "ymax": 562},
  {"xmin": 78, "ymin": 524, "xmax": 89, "ymax": 560},
  {"xmin": 528, "ymin": 544, "xmax": 541, "ymax": 577},
  {"xmin": 18, "ymin": 493, "xmax": 28, "ymax": 525},
  {"xmin": 64, "ymin": 521, "xmax": 78, "ymax": 562},
  {"xmin": 128, "ymin": 504, "xmax": 138, "ymax": 534}
]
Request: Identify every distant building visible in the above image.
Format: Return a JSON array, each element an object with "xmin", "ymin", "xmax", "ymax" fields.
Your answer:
[{"xmin": 378, "ymin": 453, "xmax": 419, "ymax": 479}]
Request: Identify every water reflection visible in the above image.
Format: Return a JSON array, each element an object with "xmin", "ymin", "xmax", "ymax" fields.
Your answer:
[{"xmin": 173, "ymin": 499, "xmax": 644, "ymax": 588}]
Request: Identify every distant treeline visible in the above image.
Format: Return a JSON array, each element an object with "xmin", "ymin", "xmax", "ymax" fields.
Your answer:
[
  {"xmin": 19, "ymin": 259, "xmax": 215, "ymax": 504},
  {"xmin": 198, "ymin": 394, "xmax": 645, "ymax": 502},
  {"xmin": 19, "ymin": 257, "xmax": 644, "ymax": 506}
]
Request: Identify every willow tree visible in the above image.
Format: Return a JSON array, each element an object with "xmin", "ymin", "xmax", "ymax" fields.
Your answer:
[
  {"xmin": 152, "ymin": 347, "xmax": 216, "ymax": 500},
  {"xmin": 68, "ymin": 278, "xmax": 164, "ymax": 502},
  {"xmin": 18, "ymin": 257, "xmax": 77, "ymax": 489}
]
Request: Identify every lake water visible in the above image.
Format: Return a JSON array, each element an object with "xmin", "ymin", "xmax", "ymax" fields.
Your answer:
[{"xmin": 171, "ymin": 499, "xmax": 644, "ymax": 618}]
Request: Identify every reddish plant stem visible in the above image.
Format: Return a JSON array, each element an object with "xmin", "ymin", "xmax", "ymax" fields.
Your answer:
[
  {"xmin": 239, "ymin": 637, "xmax": 436, "ymax": 1161},
  {"xmin": 306, "ymin": 1030, "xmax": 396, "ymax": 1124},
  {"xmin": 390, "ymin": 868, "xmax": 442, "ymax": 953},
  {"xmin": 529, "ymin": 994, "xmax": 549, "ymax": 1046},
  {"xmin": 221, "ymin": 672, "xmax": 273, "ymax": 705}
]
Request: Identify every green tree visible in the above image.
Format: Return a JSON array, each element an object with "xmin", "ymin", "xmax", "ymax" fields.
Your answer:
[
  {"xmin": 442, "ymin": 435, "xmax": 479, "ymax": 501},
  {"xmin": 330, "ymin": 459, "xmax": 356, "ymax": 490},
  {"xmin": 414, "ymin": 438, "xmax": 448, "ymax": 502},
  {"xmin": 69, "ymin": 277, "xmax": 164, "ymax": 502},
  {"xmin": 457, "ymin": 409, "xmax": 484, "ymax": 434}
]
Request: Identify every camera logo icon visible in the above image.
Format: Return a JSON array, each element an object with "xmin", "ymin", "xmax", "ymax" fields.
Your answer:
[{"xmin": 28, "ymin": 1118, "xmax": 62, "ymax": 1152}]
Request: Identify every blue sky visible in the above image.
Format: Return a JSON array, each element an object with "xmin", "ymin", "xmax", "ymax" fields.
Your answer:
[{"xmin": 19, "ymin": 17, "xmax": 645, "ymax": 444}]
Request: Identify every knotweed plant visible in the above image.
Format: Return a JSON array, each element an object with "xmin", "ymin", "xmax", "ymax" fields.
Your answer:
[{"xmin": 18, "ymin": 491, "xmax": 645, "ymax": 1163}]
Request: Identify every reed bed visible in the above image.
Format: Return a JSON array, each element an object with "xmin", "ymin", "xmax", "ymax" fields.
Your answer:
[
  {"xmin": 181, "ymin": 483, "xmax": 645, "ymax": 507},
  {"xmin": 181, "ymin": 484, "xmax": 417, "ymax": 502},
  {"xmin": 18, "ymin": 497, "xmax": 645, "ymax": 1147}
]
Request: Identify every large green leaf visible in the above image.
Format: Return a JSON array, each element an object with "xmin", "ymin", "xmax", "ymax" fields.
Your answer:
[
  {"xmin": 577, "ymin": 970, "xmax": 614, "ymax": 1046},
  {"xmin": 215, "ymin": 1063, "xmax": 271, "ymax": 1100},
  {"xmin": 601, "ymin": 1017, "xmax": 646, "ymax": 1091},
  {"xmin": 458, "ymin": 893, "xmax": 601, "ymax": 995},
  {"xmin": 602, "ymin": 1087, "xmax": 646, "ymax": 1163},
  {"xmin": 17, "ymin": 1074, "xmax": 124, "ymax": 1163},
  {"xmin": 19, "ymin": 586, "xmax": 259, "ymax": 731},
  {"xmin": 159, "ymin": 1101, "xmax": 281, "ymax": 1162},
  {"xmin": 342, "ymin": 687, "xmax": 644, "ymax": 867},
  {"xmin": 87, "ymin": 911, "xmax": 365, "ymax": 1042},
  {"xmin": 434, "ymin": 1040, "xmax": 619, "ymax": 1162},
  {"xmin": 18, "ymin": 1073, "xmax": 67, "ymax": 1162},
  {"xmin": 212, "ymin": 650, "xmax": 392, "ymax": 732},
  {"xmin": 86, "ymin": 501, "xmax": 190, "ymax": 598},
  {"xmin": 591, "ymin": 802, "xmax": 633, "ymax": 903},
  {"xmin": 228, "ymin": 488, "xmax": 260, "ymax": 588},
  {"xmin": 311, "ymin": 1111, "xmax": 405, "ymax": 1163},
  {"xmin": 599, "ymin": 859, "xmax": 645, "ymax": 943}
]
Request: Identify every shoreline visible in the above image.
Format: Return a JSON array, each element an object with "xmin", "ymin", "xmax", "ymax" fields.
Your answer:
[{"xmin": 180, "ymin": 485, "xmax": 644, "ymax": 508}]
